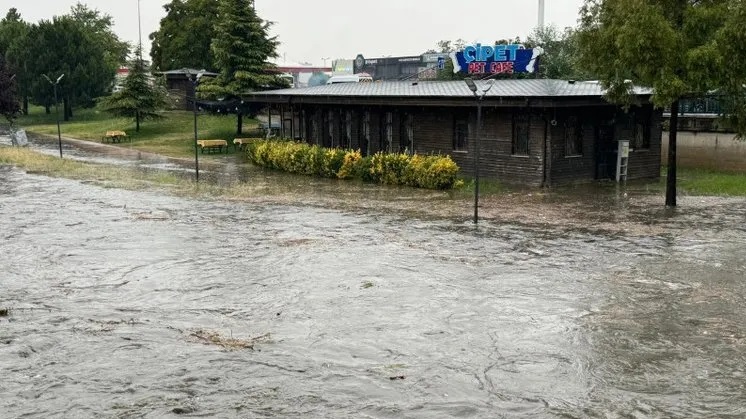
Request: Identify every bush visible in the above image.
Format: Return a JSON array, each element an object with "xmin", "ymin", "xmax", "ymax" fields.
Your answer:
[{"xmin": 247, "ymin": 140, "xmax": 460, "ymax": 189}]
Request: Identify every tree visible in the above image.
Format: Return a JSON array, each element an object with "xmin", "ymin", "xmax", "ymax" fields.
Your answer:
[
  {"xmin": 0, "ymin": 8, "xmax": 31, "ymax": 114},
  {"xmin": 26, "ymin": 16, "xmax": 116, "ymax": 121},
  {"xmin": 200, "ymin": 0, "xmax": 288, "ymax": 134},
  {"xmin": 576, "ymin": 0, "xmax": 746, "ymax": 207},
  {"xmin": 69, "ymin": 2, "xmax": 129, "ymax": 78},
  {"xmin": 0, "ymin": 55, "xmax": 20, "ymax": 126},
  {"xmin": 98, "ymin": 48, "xmax": 167, "ymax": 132},
  {"xmin": 525, "ymin": 25, "xmax": 587, "ymax": 80},
  {"xmin": 149, "ymin": 0, "xmax": 219, "ymax": 72}
]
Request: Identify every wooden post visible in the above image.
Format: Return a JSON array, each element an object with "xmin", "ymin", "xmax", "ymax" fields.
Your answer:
[{"xmin": 280, "ymin": 106, "xmax": 286, "ymax": 139}]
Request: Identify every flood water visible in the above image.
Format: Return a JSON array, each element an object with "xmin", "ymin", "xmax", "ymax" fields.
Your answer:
[{"xmin": 2, "ymin": 138, "xmax": 746, "ymax": 418}]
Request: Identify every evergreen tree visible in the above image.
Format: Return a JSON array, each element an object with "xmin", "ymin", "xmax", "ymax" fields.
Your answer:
[
  {"xmin": 0, "ymin": 55, "xmax": 20, "ymax": 127},
  {"xmin": 99, "ymin": 48, "xmax": 167, "ymax": 132},
  {"xmin": 0, "ymin": 8, "xmax": 30, "ymax": 114},
  {"xmin": 200, "ymin": 0, "xmax": 288, "ymax": 134},
  {"xmin": 576, "ymin": 0, "xmax": 746, "ymax": 207}
]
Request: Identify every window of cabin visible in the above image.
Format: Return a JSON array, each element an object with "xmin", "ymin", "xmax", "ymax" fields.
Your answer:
[
  {"xmin": 512, "ymin": 111, "xmax": 530, "ymax": 156},
  {"xmin": 344, "ymin": 110, "xmax": 353, "ymax": 149},
  {"xmin": 634, "ymin": 116, "xmax": 651, "ymax": 149},
  {"xmin": 399, "ymin": 113, "xmax": 413, "ymax": 154},
  {"xmin": 362, "ymin": 111, "xmax": 371, "ymax": 156},
  {"xmin": 384, "ymin": 112, "xmax": 393, "ymax": 153},
  {"xmin": 327, "ymin": 109, "xmax": 335, "ymax": 148},
  {"xmin": 453, "ymin": 117, "xmax": 469, "ymax": 152},
  {"xmin": 564, "ymin": 116, "xmax": 583, "ymax": 157}
]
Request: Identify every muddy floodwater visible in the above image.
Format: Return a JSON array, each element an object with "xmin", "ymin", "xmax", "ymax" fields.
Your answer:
[{"xmin": 2, "ymin": 139, "xmax": 746, "ymax": 418}]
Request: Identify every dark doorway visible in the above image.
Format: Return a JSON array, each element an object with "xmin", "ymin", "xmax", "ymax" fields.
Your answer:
[{"xmin": 595, "ymin": 124, "xmax": 617, "ymax": 180}]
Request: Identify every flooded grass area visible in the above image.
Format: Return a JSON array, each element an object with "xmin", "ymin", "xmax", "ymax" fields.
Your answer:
[
  {"xmin": 16, "ymin": 106, "xmax": 252, "ymax": 159},
  {"xmin": 2, "ymin": 139, "xmax": 746, "ymax": 417}
]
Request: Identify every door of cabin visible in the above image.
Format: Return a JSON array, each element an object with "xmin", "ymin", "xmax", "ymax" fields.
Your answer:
[{"xmin": 595, "ymin": 124, "xmax": 617, "ymax": 180}]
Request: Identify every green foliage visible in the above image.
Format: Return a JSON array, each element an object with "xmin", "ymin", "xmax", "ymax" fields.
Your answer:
[
  {"xmin": 199, "ymin": 0, "xmax": 287, "ymax": 101},
  {"xmin": 247, "ymin": 140, "xmax": 461, "ymax": 190},
  {"xmin": 525, "ymin": 25, "xmax": 588, "ymax": 80},
  {"xmin": 149, "ymin": 0, "xmax": 219, "ymax": 72},
  {"xmin": 98, "ymin": 48, "xmax": 167, "ymax": 132},
  {"xmin": 0, "ymin": 55, "xmax": 19, "ymax": 125},
  {"xmin": 0, "ymin": 8, "xmax": 31, "ymax": 113}
]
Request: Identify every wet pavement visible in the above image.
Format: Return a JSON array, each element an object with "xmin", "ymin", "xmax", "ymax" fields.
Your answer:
[{"xmin": 2, "ymin": 138, "xmax": 746, "ymax": 418}]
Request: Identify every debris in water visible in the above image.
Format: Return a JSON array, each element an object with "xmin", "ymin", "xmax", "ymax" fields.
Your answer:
[
  {"xmin": 389, "ymin": 375, "xmax": 406, "ymax": 381},
  {"xmin": 0, "ymin": 308, "xmax": 8, "ymax": 317},
  {"xmin": 361, "ymin": 281, "xmax": 374, "ymax": 289},
  {"xmin": 188, "ymin": 330, "xmax": 271, "ymax": 351}
]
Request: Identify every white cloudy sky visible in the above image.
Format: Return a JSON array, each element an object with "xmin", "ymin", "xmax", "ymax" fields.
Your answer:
[{"xmin": 0, "ymin": 0, "xmax": 585, "ymax": 65}]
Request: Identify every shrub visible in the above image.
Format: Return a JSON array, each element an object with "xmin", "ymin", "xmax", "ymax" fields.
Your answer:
[{"xmin": 246, "ymin": 140, "xmax": 460, "ymax": 189}]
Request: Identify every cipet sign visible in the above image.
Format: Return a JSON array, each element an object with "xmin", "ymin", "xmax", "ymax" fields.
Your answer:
[{"xmin": 451, "ymin": 43, "xmax": 544, "ymax": 75}]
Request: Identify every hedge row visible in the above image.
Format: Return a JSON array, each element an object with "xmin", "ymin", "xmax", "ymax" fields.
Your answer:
[{"xmin": 246, "ymin": 139, "xmax": 460, "ymax": 189}]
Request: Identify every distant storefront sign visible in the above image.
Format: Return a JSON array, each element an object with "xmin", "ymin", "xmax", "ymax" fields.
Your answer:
[
  {"xmin": 452, "ymin": 44, "xmax": 544, "ymax": 75},
  {"xmin": 333, "ymin": 59, "xmax": 354, "ymax": 75}
]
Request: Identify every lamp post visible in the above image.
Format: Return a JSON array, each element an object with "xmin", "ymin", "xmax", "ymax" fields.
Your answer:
[
  {"xmin": 187, "ymin": 70, "xmax": 205, "ymax": 181},
  {"xmin": 465, "ymin": 78, "xmax": 495, "ymax": 224},
  {"xmin": 43, "ymin": 74, "xmax": 65, "ymax": 158}
]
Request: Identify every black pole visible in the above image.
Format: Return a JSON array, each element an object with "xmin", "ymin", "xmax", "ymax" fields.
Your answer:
[
  {"xmin": 474, "ymin": 97, "xmax": 482, "ymax": 224},
  {"xmin": 193, "ymin": 84, "xmax": 199, "ymax": 182},
  {"xmin": 54, "ymin": 83, "xmax": 62, "ymax": 159},
  {"xmin": 665, "ymin": 99, "xmax": 679, "ymax": 207}
]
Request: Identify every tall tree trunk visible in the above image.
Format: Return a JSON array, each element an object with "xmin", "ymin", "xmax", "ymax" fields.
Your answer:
[
  {"xmin": 22, "ymin": 96, "xmax": 28, "ymax": 115},
  {"xmin": 665, "ymin": 100, "xmax": 679, "ymax": 207},
  {"xmin": 45, "ymin": 104, "xmax": 51, "ymax": 115},
  {"xmin": 136, "ymin": 110, "xmax": 140, "ymax": 132},
  {"xmin": 236, "ymin": 112, "xmax": 243, "ymax": 135}
]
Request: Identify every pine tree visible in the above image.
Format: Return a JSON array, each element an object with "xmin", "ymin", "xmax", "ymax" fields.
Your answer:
[
  {"xmin": 0, "ymin": 56, "xmax": 20, "ymax": 127},
  {"xmin": 99, "ymin": 48, "xmax": 167, "ymax": 132},
  {"xmin": 200, "ymin": 0, "xmax": 288, "ymax": 134}
]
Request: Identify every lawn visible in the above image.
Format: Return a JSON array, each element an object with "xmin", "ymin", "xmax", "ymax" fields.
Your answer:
[
  {"xmin": 672, "ymin": 167, "xmax": 746, "ymax": 196},
  {"xmin": 16, "ymin": 106, "xmax": 260, "ymax": 159}
]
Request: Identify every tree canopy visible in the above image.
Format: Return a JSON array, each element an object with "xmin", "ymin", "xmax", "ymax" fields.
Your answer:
[
  {"xmin": 576, "ymin": 0, "xmax": 746, "ymax": 206},
  {"xmin": 0, "ymin": 4, "xmax": 128, "ymax": 120},
  {"xmin": 199, "ymin": 0, "xmax": 287, "ymax": 133},
  {"xmin": 525, "ymin": 25, "xmax": 587, "ymax": 80},
  {"xmin": 0, "ymin": 55, "xmax": 20, "ymax": 126},
  {"xmin": 149, "ymin": 0, "xmax": 219, "ymax": 72}
]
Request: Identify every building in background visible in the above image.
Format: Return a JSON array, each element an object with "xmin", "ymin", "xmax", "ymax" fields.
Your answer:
[
  {"xmin": 351, "ymin": 53, "xmax": 447, "ymax": 81},
  {"xmin": 274, "ymin": 60, "xmax": 332, "ymax": 88}
]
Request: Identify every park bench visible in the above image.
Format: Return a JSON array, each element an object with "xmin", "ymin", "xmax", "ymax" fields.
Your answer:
[
  {"xmin": 102, "ymin": 130, "xmax": 128, "ymax": 143},
  {"xmin": 197, "ymin": 139, "xmax": 228, "ymax": 154}
]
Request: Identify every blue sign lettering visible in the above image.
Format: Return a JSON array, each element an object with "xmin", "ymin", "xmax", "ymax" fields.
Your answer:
[{"xmin": 454, "ymin": 44, "xmax": 544, "ymax": 75}]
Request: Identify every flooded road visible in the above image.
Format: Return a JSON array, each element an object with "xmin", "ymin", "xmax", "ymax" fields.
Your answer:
[{"xmin": 2, "ymin": 142, "xmax": 746, "ymax": 418}]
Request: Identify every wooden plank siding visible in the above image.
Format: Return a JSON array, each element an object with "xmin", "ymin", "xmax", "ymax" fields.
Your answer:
[{"xmin": 285, "ymin": 102, "xmax": 661, "ymax": 186}]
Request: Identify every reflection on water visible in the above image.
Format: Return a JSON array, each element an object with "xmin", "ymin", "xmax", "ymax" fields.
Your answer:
[{"xmin": 1, "ymin": 139, "xmax": 746, "ymax": 418}]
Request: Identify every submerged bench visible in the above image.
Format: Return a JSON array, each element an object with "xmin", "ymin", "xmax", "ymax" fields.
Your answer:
[
  {"xmin": 102, "ymin": 130, "xmax": 128, "ymax": 143},
  {"xmin": 197, "ymin": 139, "xmax": 228, "ymax": 154}
]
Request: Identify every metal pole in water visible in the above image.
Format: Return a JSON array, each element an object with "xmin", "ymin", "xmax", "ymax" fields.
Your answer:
[
  {"xmin": 193, "ymin": 88, "xmax": 199, "ymax": 182},
  {"xmin": 54, "ymin": 83, "xmax": 62, "ymax": 159},
  {"xmin": 474, "ymin": 98, "xmax": 482, "ymax": 224}
]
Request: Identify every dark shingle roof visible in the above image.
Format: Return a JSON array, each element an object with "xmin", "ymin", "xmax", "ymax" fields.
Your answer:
[{"xmin": 253, "ymin": 79, "xmax": 652, "ymax": 98}]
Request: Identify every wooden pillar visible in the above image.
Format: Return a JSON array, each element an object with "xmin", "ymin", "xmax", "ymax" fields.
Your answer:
[
  {"xmin": 280, "ymin": 105, "xmax": 286, "ymax": 139},
  {"xmin": 268, "ymin": 104, "xmax": 272, "ymax": 138}
]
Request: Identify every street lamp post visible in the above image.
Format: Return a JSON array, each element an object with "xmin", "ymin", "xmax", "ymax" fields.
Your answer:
[
  {"xmin": 188, "ymin": 71, "xmax": 205, "ymax": 182},
  {"xmin": 465, "ymin": 78, "xmax": 495, "ymax": 224},
  {"xmin": 43, "ymin": 74, "xmax": 65, "ymax": 158}
]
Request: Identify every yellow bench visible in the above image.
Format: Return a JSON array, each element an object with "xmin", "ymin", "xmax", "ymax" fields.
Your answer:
[
  {"xmin": 196, "ymin": 139, "xmax": 228, "ymax": 154},
  {"xmin": 233, "ymin": 138, "xmax": 255, "ymax": 151},
  {"xmin": 102, "ymin": 130, "xmax": 128, "ymax": 143}
]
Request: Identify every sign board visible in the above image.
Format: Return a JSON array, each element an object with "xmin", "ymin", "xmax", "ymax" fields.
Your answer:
[
  {"xmin": 452, "ymin": 44, "xmax": 544, "ymax": 75},
  {"xmin": 332, "ymin": 59, "xmax": 354, "ymax": 75}
]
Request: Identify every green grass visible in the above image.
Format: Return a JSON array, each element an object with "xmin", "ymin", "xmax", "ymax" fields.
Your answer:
[
  {"xmin": 16, "ymin": 106, "xmax": 259, "ymax": 159},
  {"xmin": 670, "ymin": 167, "xmax": 746, "ymax": 196}
]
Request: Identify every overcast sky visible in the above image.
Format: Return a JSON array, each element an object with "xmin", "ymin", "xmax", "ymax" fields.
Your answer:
[{"xmin": 0, "ymin": 0, "xmax": 585, "ymax": 66}]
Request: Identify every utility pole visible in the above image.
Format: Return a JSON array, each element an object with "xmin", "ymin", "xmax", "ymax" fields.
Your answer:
[{"xmin": 538, "ymin": 0, "xmax": 545, "ymax": 28}]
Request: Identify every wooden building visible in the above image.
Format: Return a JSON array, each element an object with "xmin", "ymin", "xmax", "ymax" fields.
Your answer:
[{"xmin": 247, "ymin": 79, "xmax": 662, "ymax": 186}]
